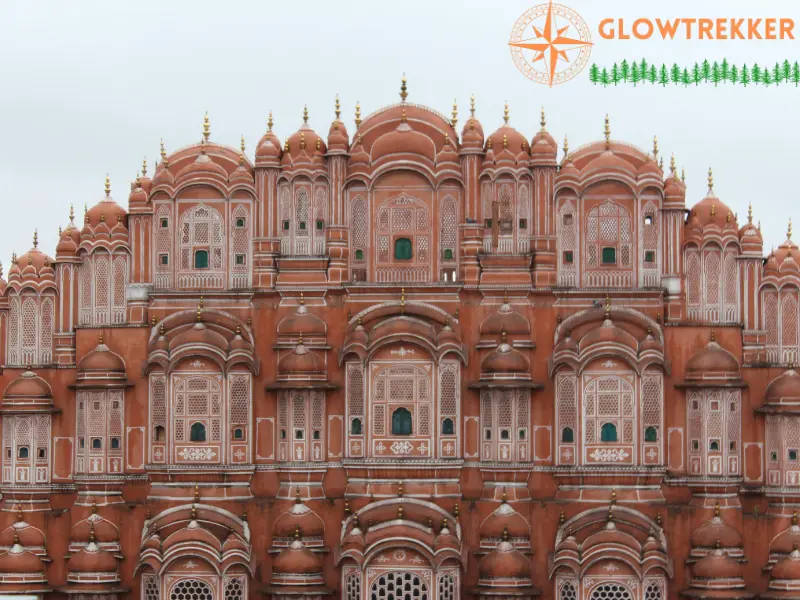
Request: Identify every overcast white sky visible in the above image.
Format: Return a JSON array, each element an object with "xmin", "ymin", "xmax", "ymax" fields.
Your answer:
[{"xmin": 0, "ymin": 0, "xmax": 797, "ymax": 265}]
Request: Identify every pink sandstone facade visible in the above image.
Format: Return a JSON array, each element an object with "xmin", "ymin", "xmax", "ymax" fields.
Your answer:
[{"xmin": 0, "ymin": 80, "xmax": 799, "ymax": 600}]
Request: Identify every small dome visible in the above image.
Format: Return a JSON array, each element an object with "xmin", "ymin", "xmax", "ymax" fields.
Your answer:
[
  {"xmin": 128, "ymin": 177, "xmax": 148, "ymax": 206},
  {"xmin": 692, "ymin": 546, "xmax": 743, "ymax": 580},
  {"xmin": 78, "ymin": 336, "xmax": 126, "ymax": 376},
  {"xmin": 274, "ymin": 496, "xmax": 325, "ymax": 539},
  {"xmin": 71, "ymin": 510, "xmax": 119, "ymax": 544},
  {"xmin": 169, "ymin": 321, "xmax": 230, "ymax": 353},
  {"xmin": 687, "ymin": 172, "xmax": 738, "ymax": 232},
  {"xmin": 277, "ymin": 298, "xmax": 327, "ymax": 337},
  {"xmin": 481, "ymin": 334, "xmax": 530, "ymax": 375},
  {"xmin": 664, "ymin": 170, "xmax": 687, "ymax": 204},
  {"xmin": 480, "ymin": 499, "xmax": 530, "ymax": 539},
  {"xmin": 766, "ymin": 369, "xmax": 800, "ymax": 405},
  {"xmin": 152, "ymin": 160, "xmax": 176, "ymax": 188},
  {"xmin": 272, "ymin": 539, "xmax": 322, "ymax": 575},
  {"xmin": 738, "ymin": 216, "xmax": 763, "ymax": 255},
  {"xmin": 772, "ymin": 547, "xmax": 800, "ymax": 581},
  {"xmin": 690, "ymin": 508, "xmax": 743, "ymax": 549},
  {"xmin": 0, "ymin": 510, "xmax": 45, "ymax": 548},
  {"xmin": 175, "ymin": 148, "xmax": 229, "ymax": 185},
  {"xmin": 87, "ymin": 180, "xmax": 127, "ymax": 228},
  {"xmin": 479, "ymin": 537, "xmax": 531, "ymax": 580},
  {"xmin": 480, "ymin": 298, "xmax": 531, "ymax": 335},
  {"xmin": 684, "ymin": 336, "xmax": 741, "ymax": 383},
  {"xmin": 327, "ymin": 100, "xmax": 350, "ymax": 153},
  {"xmin": 68, "ymin": 542, "xmax": 117, "ymax": 574},
  {"xmin": 530, "ymin": 111, "xmax": 557, "ymax": 165},
  {"xmin": 3, "ymin": 369, "xmax": 52, "ymax": 402},
  {"xmin": 460, "ymin": 113, "xmax": 484, "ymax": 151},
  {"xmin": 278, "ymin": 338, "xmax": 325, "ymax": 377},
  {"xmin": 0, "ymin": 541, "xmax": 45, "ymax": 574}
]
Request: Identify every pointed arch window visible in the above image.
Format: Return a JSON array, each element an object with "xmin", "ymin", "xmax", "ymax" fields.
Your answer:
[
  {"xmin": 561, "ymin": 427, "xmax": 574, "ymax": 443},
  {"xmin": 391, "ymin": 407, "xmax": 413, "ymax": 435},
  {"xmin": 190, "ymin": 422, "xmax": 207, "ymax": 442},
  {"xmin": 394, "ymin": 237, "xmax": 413, "ymax": 260},
  {"xmin": 601, "ymin": 422, "xmax": 618, "ymax": 442}
]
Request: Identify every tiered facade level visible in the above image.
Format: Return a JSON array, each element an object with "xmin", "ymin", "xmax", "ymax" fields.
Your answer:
[{"xmin": 4, "ymin": 81, "xmax": 800, "ymax": 600}]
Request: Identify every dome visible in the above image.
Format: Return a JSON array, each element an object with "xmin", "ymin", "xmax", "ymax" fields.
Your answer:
[
  {"xmin": 480, "ymin": 298, "xmax": 531, "ymax": 335},
  {"xmin": 738, "ymin": 209, "xmax": 763, "ymax": 255},
  {"xmin": 276, "ymin": 298, "xmax": 327, "ymax": 337},
  {"xmin": 169, "ymin": 320, "xmax": 230, "ymax": 353},
  {"xmin": 128, "ymin": 176, "xmax": 148, "ymax": 206},
  {"xmin": 772, "ymin": 547, "xmax": 800, "ymax": 581},
  {"xmin": 684, "ymin": 336, "xmax": 741, "ymax": 383},
  {"xmin": 86, "ymin": 177, "xmax": 127, "ymax": 228},
  {"xmin": 71, "ymin": 509, "xmax": 120, "ymax": 544},
  {"xmin": 68, "ymin": 540, "xmax": 118, "ymax": 574},
  {"xmin": 766, "ymin": 370, "xmax": 800, "ymax": 405},
  {"xmin": 0, "ymin": 509, "xmax": 45, "ymax": 548},
  {"xmin": 229, "ymin": 147, "xmax": 255, "ymax": 185},
  {"xmin": 664, "ymin": 170, "xmax": 687, "ymax": 204},
  {"xmin": 272, "ymin": 539, "xmax": 322, "ymax": 575},
  {"xmin": 278, "ymin": 337, "xmax": 325, "ymax": 378},
  {"xmin": 480, "ymin": 498, "xmax": 530, "ymax": 539},
  {"xmin": 10, "ymin": 243, "xmax": 55, "ymax": 281},
  {"xmin": 284, "ymin": 109, "xmax": 327, "ymax": 167},
  {"xmin": 327, "ymin": 100, "xmax": 350, "ymax": 152},
  {"xmin": 0, "ymin": 540, "xmax": 45, "ymax": 574},
  {"xmin": 255, "ymin": 113, "xmax": 283, "ymax": 165},
  {"xmin": 690, "ymin": 508, "xmax": 743, "ymax": 549},
  {"xmin": 274, "ymin": 496, "xmax": 325, "ymax": 539},
  {"xmin": 370, "ymin": 114, "xmax": 437, "ymax": 164},
  {"xmin": 481, "ymin": 333, "xmax": 530, "ymax": 375},
  {"xmin": 687, "ymin": 171, "xmax": 738, "ymax": 232},
  {"xmin": 152, "ymin": 147, "xmax": 176, "ymax": 187},
  {"xmin": 486, "ymin": 122, "xmax": 528, "ymax": 167},
  {"xmin": 175, "ymin": 146, "xmax": 229, "ymax": 185},
  {"xmin": 479, "ymin": 536, "xmax": 531, "ymax": 580},
  {"xmin": 3, "ymin": 369, "xmax": 52, "ymax": 402},
  {"xmin": 77, "ymin": 336, "xmax": 126, "ymax": 377},
  {"xmin": 460, "ymin": 106, "xmax": 485, "ymax": 151},
  {"xmin": 692, "ymin": 546, "xmax": 743, "ymax": 580},
  {"xmin": 771, "ymin": 516, "xmax": 800, "ymax": 554}
]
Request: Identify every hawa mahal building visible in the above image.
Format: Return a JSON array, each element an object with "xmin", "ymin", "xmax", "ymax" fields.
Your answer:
[{"xmin": 1, "ymin": 79, "xmax": 800, "ymax": 600}]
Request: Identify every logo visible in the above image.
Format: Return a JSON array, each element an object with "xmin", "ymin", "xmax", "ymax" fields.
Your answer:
[{"xmin": 509, "ymin": 1, "xmax": 593, "ymax": 86}]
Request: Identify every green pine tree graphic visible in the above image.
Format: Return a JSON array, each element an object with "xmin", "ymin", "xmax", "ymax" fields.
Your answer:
[
  {"xmin": 763, "ymin": 67, "xmax": 773, "ymax": 86},
  {"xmin": 670, "ymin": 63, "xmax": 681, "ymax": 84},
  {"xmin": 692, "ymin": 63, "xmax": 701, "ymax": 85},
  {"xmin": 701, "ymin": 59, "xmax": 711, "ymax": 82},
  {"xmin": 741, "ymin": 64, "xmax": 751, "ymax": 87},
  {"xmin": 681, "ymin": 68, "xmax": 690, "ymax": 87},
  {"xmin": 589, "ymin": 64, "xmax": 599, "ymax": 84},
  {"xmin": 611, "ymin": 63, "xmax": 621, "ymax": 85},
  {"xmin": 620, "ymin": 59, "xmax": 630, "ymax": 82},
  {"xmin": 721, "ymin": 58, "xmax": 730, "ymax": 82},
  {"xmin": 631, "ymin": 62, "xmax": 641, "ymax": 86},
  {"xmin": 648, "ymin": 65, "xmax": 657, "ymax": 84},
  {"xmin": 792, "ymin": 62, "xmax": 800, "ymax": 86},
  {"xmin": 601, "ymin": 67, "xmax": 610, "ymax": 86},
  {"xmin": 659, "ymin": 64, "xmax": 669, "ymax": 87},
  {"xmin": 729, "ymin": 64, "xmax": 739, "ymax": 84},
  {"xmin": 711, "ymin": 61, "xmax": 721, "ymax": 86},
  {"xmin": 752, "ymin": 64, "xmax": 762, "ymax": 84}
]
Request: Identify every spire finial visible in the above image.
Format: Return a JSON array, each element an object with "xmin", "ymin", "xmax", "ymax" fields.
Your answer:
[
  {"xmin": 194, "ymin": 482, "xmax": 200, "ymax": 502},
  {"xmin": 303, "ymin": 104, "xmax": 309, "ymax": 124},
  {"xmin": 604, "ymin": 294, "xmax": 611, "ymax": 319},
  {"xmin": 540, "ymin": 106, "xmax": 546, "ymax": 131},
  {"xmin": 670, "ymin": 153, "xmax": 676, "ymax": 173},
  {"xmin": 501, "ymin": 488, "xmax": 508, "ymax": 503},
  {"xmin": 240, "ymin": 135, "xmax": 246, "ymax": 155},
  {"xmin": 99, "ymin": 331, "xmax": 104, "ymax": 345},
  {"xmin": 355, "ymin": 101, "xmax": 362, "ymax": 127},
  {"xmin": 298, "ymin": 332, "xmax": 304, "ymax": 346},
  {"xmin": 502, "ymin": 526, "xmax": 509, "ymax": 542},
  {"xmin": 604, "ymin": 114, "xmax": 611, "ymax": 149},
  {"xmin": 69, "ymin": 203, "xmax": 75, "ymax": 223},
  {"xmin": 747, "ymin": 202, "xmax": 753, "ymax": 224},
  {"xmin": 659, "ymin": 156, "xmax": 664, "ymax": 171},
  {"xmin": 105, "ymin": 174, "xmax": 111, "ymax": 197},
  {"xmin": 400, "ymin": 74, "xmax": 408, "ymax": 102},
  {"xmin": 707, "ymin": 167, "xmax": 714, "ymax": 193},
  {"xmin": 335, "ymin": 94, "xmax": 341, "ymax": 120},
  {"xmin": 400, "ymin": 287, "xmax": 406, "ymax": 314},
  {"xmin": 203, "ymin": 111, "xmax": 210, "ymax": 142},
  {"xmin": 681, "ymin": 167, "xmax": 686, "ymax": 183},
  {"xmin": 793, "ymin": 510, "xmax": 798, "ymax": 526},
  {"xmin": 267, "ymin": 110, "xmax": 273, "ymax": 132},
  {"xmin": 451, "ymin": 99, "xmax": 458, "ymax": 129},
  {"xmin": 16, "ymin": 505, "xmax": 23, "ymax": 522},
  {"xmin": 710, "ymin": 329, "xmax": 716, "ymax": 343},
  {"xmin": 563, "ymin": 135, "xmax": 569, "ymax": 159},
  {"xmin": 141, "ymin": 156, "xmax": 148, "ymax": 177},
  {"xmin": 652, "ymin": 135, "xmax": 659, "ymax": 161},
  {"xmin": 470, "ymin": 94, "xmax": 475, "ymax": 117},
  {"xmin": 501, "ymin": 327, "xmax": 507, "ymax": 345},
  {"xmin": 89, "ymin": 520, "xmax": 96, "ymax": 544},
  {"xmin": 503, "ymin": 102, "xmax": 509, "ymax": 124},
  {"xmin": 295, "ymin": 487, "xmax": 302, "ymax": 504},
  {"xmin": 714, "ymin": 502, "xmax": 720, "ymax": 518},
  {"xmin": 196, "ymin": 303, "xmax": 203, "ymax": 323},
  {"xmin": 160, "ymin": 138, "xmax": 169, "ymax": 167},
  {"xmin": 789, "ymin": 219, "xmax": 793, "ymax": 240},
  {"xmin": 32, "ymin": 229, "xmax": 38, "ymax": 249}
]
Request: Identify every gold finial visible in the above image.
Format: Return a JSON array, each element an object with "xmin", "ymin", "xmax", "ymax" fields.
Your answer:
[
  {"xmin": 400, "ymin": 287, "xmax": 405, "ymax": 313},
  {"xmin": 89, "ymin": 520, "xmax": 96, "ymax": 544},
  {"xmin": 355, "ymin": 101, "xmax": 362, "ymax": 127},
  {"xmin": 710, "ymin": 204, "xmax": 716, "ymax": 217},
  {"xmin": 400, "ymin": 74, "xmax": 408, "ymax": 102},
  {"xmin": 758, "ymin": 220, "xmax": 761, "ymax": 232},
  {"xmin": 559, "ymin": 511, "xmax": 565, "ymax": 524},
  {"xmin": 503, "ymin": 288, "xmax": 509, "ymax": 304},
  {"xmin": 714, "ymin": 502, "xmax": 720, "ymax": 518},
  {"xmin": 159, "ymin": 324, "xmax": 165, "ymax": 336},
  {"xmin": 344, "ymin": 499, "xmax": 351, "ymax": 515},
  {"xmin": 335, "ymin": 94, "xmax": 341, "ymax": 120},
  {"xmin": 398, "ymin": 481, "xmax": 404, "ymax": 497},
  {"xmin": 300, "ymin": 132, "xmax": 306, "ymax": 150},
  {"xmin": 652, "ymin": 135, "xmax": 659, "ymax": 161},
  {"xmin": 299, "ymin": 291, "xmax": 305, "ymax": 306},
  {"xmin": 563, "ymin": 135, "xmax": 569, "ymax": 159},
  {"xmin": 160, "ymin": 138, "xmax": 169, "ymax": 166},
  {"xmin": 284, "ymin": 139, "xmax": 289, "ymax": 152},
  {"xmin": 203, "ymin": 111, "xmax": 210, "ymax": 142},
  {"xmin": 710, "ymin": 329, "xmax": 716, "ymax": 342},
  {"xmin": 681, "ymin": 167, "xmax": 686, "ymax": 183},
  {"xmin": 789, "ymin": 219, "xmax": 793, "ymax": 240},
  {"xmin": 503, "ymin": 134, "xmax": 508, "ymax": 149},
  {"xmin": 503, "ymin": 102, "xmax": 509, "ymax": 124},
  {"xmin": 670, "ymin": 153, "xmax": 676, "ymax": 173},
  {"xmin": 793, "ymin": 510, "xmax": 798, "ymax": 526},
  {"xmin": 303, "ymin": 104, "xmax": 309, "ymax": 124},
  {"xmin": 142, "ymin": 157, "xmax": 148, "ymax": 177},
  {"xmin": 440, "ymin": 518, "xmax": 448, "ymax": 532},
  {"xmin": 451, "ymin": 99, "xmax": 458, "ymax": 129},
  {"xmin": 659, "ymin": 156, "xmax": 664, "ymax": 171},
  {"xmin": 604, "ymin": 294, "xmax": 611, "ymax": 319},
  {"xmin": 470, "ymin": 94, "xmax": 475, "ymax": 117},
  {"xmin": 453, "ymin": 502, "xmax": 460, "ymax": 520},
  {"xmin": 294, "ymin": 524, "xmax": 301, "ymax": 540},
  {"xmin": 16, "ymin": 505, "xmax": 23, "ymax": 522},
  {"xmin": 295, "ymin": 487, "xmax": 302, "ymax": 504},
  {"xmin": 298, "ymin": 332, "xmax": 304, "ymax": 346},
  {"xmin": 397, "ymin": 506, "xmax": 404, "ymax": 520},
  {"xmin": 486, "ymin": 137, "xmax": 493, "ymax": 150},
  {"xmin": 401, "ymin": 109, "xmax": 407, "ymax": 123},
  {"xmin": 607, "ymin": 509, "xmax": 614, "ymax": 523},
  {"xmin": 715, "ymin": 539, "xmax": 721, "ymax": 550},
  {"xmin": 105, "ymin": 174, "xmax": 111, "ymax": 197},
  {"xmin": 501, "ymin": 327, "xmax": 507, "ymax": 345},
  {"xmin": 267, "ymin": 110, "xmax": 274, "ymax": 132},
  {"xmin": 240, "ymin": 135, "xmax": 246, "ymax": 155},
  {"xmin": 315, "ymin": 138, "xmax": 321, "ymax": 151},
  {"xmin": 604, "ymin": 114, "xmax": 611, "ymax": 148},
  {"xmin": 194, "ymin": 482, "xmax": 200, "ymax": 502},
  {"xmin": 747, "ymin": 202, "xmax": 753, "ymax": 224},
  {"xmin": 69, "ymin": 203, "xmax": 75, "ymax": 223},
  {"xmin": 656, "ymin": 513, "xmax": 662, "ymax": 527},
  {"xmin": 196, "ymin": 303, "xmax": 203, "ymax": 323},
  {"xmin": 502, "ymin": 526, "xmax": 509, "ymax": 542},
  {"xmin": 32, "ymin": 230, "xmax": 38, "ymax": 249},
  {"xmin": 501, "ymin": 488, "xmax": 508, "ymax": 503},
  {"xmin": 611, "ymin": 487, "xmax": 617, "ymax": 504},
  {"xmin": 540, "ymin": 106, "xmax": 546, "ymax": 131},
  {"xmin": 707, "ymin": 167, "xmax": 714, "ymax": 193},
  {"xmin": 99, "ymin": 331, "xmax": 104, "ymax": 345}
]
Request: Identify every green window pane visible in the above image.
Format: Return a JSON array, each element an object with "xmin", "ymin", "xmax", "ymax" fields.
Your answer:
[
  {"xmin": 194, "ymin": 250, "xmax": 209, "ymax": 269},
  {"xmin": 602, "ymin": 247, "xmax": 616, "ymax": 264},
  {"xmin": 561, "ymin": 427, "xmax": 574, "ymax": 443},
  {"xmin": 394, "ymin": 237, "xmax": 413, "ymax": 260},
  {"xmin": 644, "ymin": 426, "xmax": 658, "ymax": 442},
  {"xmin": 443, "ymin": 248, "xmax": 453, "ymax": 260},
  {"xmin": 391, "ymin": 407, "xmax": 412, "ymax": 435},
  {"xmin": 355, "ymin": 249, "xmax": 364, "ymax": 260},
  {"xmin": 190, "ymin": 422, "xmax": 207, "ymax": 442},
  {"xmin": 600, "ymin": 422, "xmax": 618, "ymax": 442}
]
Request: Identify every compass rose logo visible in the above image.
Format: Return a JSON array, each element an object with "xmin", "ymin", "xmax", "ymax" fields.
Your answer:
[{"xmin": 509, "ymin": 1, "xmax": 593, "ymax": 86}]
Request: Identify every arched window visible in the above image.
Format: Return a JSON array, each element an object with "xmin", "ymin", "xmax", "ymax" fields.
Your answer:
[
  {"xmin": 233, "ymin": 428, "xmax": 244, "ymax": 440},
  {"xmin": 355, "ymin": 249, "xmax": 364, "ymax": 261},
  {"xmin": 443, "ymin": 248, "xmax": 454, "ymax": 260},
  {"xmin": 17, "ymin": 446, "xmax": 29, "ymax": 459},
  {"xmin": 194, "ymin": 250, "xmax": 209, "ymax": 269},
  {"xmin": 154, "ymin": 425, "xmax": 166, "ymax": 442},
  {"xmin": 442, "ymin": 417, "xmax": 454, "ymax": 435},
  {"xmin": 590, "ymin": 583, "xmax": 633, "ymax": 600},
  {"xmin": 190, "ymin": 422, "xmax": 207, "ymax": 442},
  {"xmin": 391, "ymin": 407, "xmax": 413, "ymax": 435},
  {"xmin": 561, "ymin": 427, "xmax": 574, "ymax": 443},
  {"xmin": 601, "ymin": 422, "xmax": 618, "ymax": 442},
  {"xmin": 645, "ymin": 426, "xmax": 658, "ymax": 442},
  {"xmin": 394, "ymin": 237, "xmax": 413, "ymax": 260},
  {"xmin": 170, "ymin": 579, "xmax": 212, "ymax": 600},
  {"xmin": 351, "ymin": 417, "xmax": 362, "ymax": 435},
  {"xmin": 91, "ymin": 438, "xmax": 102, "ymax": 449}
]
